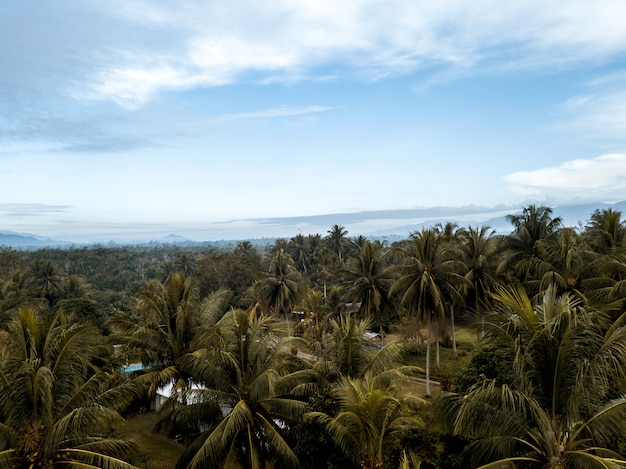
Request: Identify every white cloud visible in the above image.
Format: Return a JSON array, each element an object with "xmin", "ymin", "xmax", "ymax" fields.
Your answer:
[
  {"xmin": 75, "ymin": 0, "xmax": 626, "ymax": 107},
  {"xmin": 504, "ymin": 154, "xmax": 626, "ymax": 199},
  {"xmin": 205, "ymin": 105, "xmax": 331, "ymax": 123},
  {"xmin": 558, "ymin": 88, "xmax": 626, "ymax": 141},
  {"xmin": 0, "ymin": 204, "xmax": 71, "ymax": 217}
]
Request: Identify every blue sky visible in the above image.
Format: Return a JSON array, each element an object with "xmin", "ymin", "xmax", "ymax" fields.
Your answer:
[{"xmin": 1, "ymin": 1, "xmax": 626, "ymax": 241}]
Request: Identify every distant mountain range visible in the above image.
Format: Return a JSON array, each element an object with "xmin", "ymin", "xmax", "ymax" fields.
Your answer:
[
  {"xmin": 0, "ymin": 233, "xmax": 55, "ymax": 248},
  {"xmin": 1, "ymin": 200, "xmax": 624, "ymax": 249}
]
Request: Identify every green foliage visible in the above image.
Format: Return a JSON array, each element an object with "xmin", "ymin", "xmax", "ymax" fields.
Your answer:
[
  {"xmin": 0, "ymin": 307, "xmax": 140, "ymax": 468},
  {"xmin": 157, "ymin": 309, "xmax": 316, "ymax": 469},
  {"xmin": 0, "ymin": 207, "xmax": 626, "ymax": 467},
  {"xmin": 435, "ymin": 286, "xmax": 626, "ymax": 468}
]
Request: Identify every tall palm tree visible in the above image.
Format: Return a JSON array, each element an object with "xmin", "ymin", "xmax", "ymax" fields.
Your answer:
[
  {"xmin": 433, "ymin": 223, "xmax": 466, "ymax": 360},
  {"xmin": 155, "ymin": 308, "xmax": 315, "ymax": 469},
  {"xmin": 583, "ymin": 209, "xmax": 626, "ymax": 308},
  {"xmin": 109, "ymin": 273, "xmax": 200, "ymax": 395},
  {"xmin": 174, "ymin": 252, "xmax": 197, "ymax": 277},
  {"xmin": 389, "ymin": 228, "xmax": 465, "ymax": 397},
  {"xmin": 288, "ymin": 233, "xmax": 310, "ymax": 273},
  {"xmin": 532, "ymin": 226, "xmax": 606, "ymax": 301},
  {"xmin": 0, "ymin": 308, "xmax": 139, "ymax": 468},
  {"xmin": 317, "ymin": 315, "xmax": 409, "ymax": 384},
  {"xmin": 342, "ymin": 240, "xmax": 394, "ymax": 345},
  {"xmin": 306, "ymin": 371, "xmax": 424, "ymax": 469},
  {"xmin": 326, "ymin": 225, "xmax": 349, "ymax": 263},
  {"xmin": 585, "ymin": 208, "xmax": 626, "ymax": 256},
  {"xmin": 258, "ymin": 249, "xmax": 304, "ymax": 331},
  {"xmin": 294, "ymin": 289, "xmax": 330, "ymax": 342},
  {"xmin": 458, "ymin": 226, "xmax": 500, "ymax": 342},
  {"xmin": 30, "ymin": 259, "xmax": 63, "ymax": 307},
  {"xmin": 497, "ymin": 204, "xmax": 563, "ymax": 283},
  {"xmin": 436, "ymin": 286, "xmax": 626, "ymax": 468}
]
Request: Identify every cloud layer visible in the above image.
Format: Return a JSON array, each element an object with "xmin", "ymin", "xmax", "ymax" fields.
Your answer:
[
  {"xmin": 4, "ymin": 1, "xmax": 626, "ymax": 110},
  {"xmin": 88, "ymin": 1, "xmax": 626, "ymax": 107},
  {"xmin": 505, "ymin": 154, "xmax": 626, "ymax": 200}
]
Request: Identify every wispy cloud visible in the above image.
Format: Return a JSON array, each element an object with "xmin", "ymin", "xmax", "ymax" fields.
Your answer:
[
  {"xmin": 72, "ymin": 1, "xmax": 626, "ymax": 107},
  {"xmin": 0, "ymin": 204, "xmax": 71, "ymax": 217},
  {"xmin": 504, "ymin": 154, "xmax": 626, "ymax": 200},
  {"xmin": 4, "ymin": 1, "xmax": 626, "ymax": 152},
  {"xmin": 205, "ymin": 105, "xmax": 331, "ymax": 123},
  {"xmin": 557, "ymin": 86, "xmax": 626, "ymax": 143}
]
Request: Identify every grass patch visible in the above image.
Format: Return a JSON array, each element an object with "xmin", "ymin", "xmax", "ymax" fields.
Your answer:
[
  {"xmin": 118, "ymin": 412, "xmax": 184, "ymax": 469},
  {"xmin": 399, "ymin": 324, "xmax": 477, "ymax": 386}
]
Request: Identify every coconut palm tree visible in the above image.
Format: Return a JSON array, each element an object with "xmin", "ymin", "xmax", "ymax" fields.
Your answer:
[
  {"xmin": 326, "ymin": 225, "xmax": 349, "ymax": 263},
  {"xmin": 288, "ymin": 233, "xmax": 310, "ymax": 273},
  {"xmin": 342, "ymin": 240, "xmax": 394, "ymax": 345},
  {"xmin": 497, "ymin": 204, "xmax": 563, "ymax": 283},
  {"xmin": 155, "ymin": 308, "xmax": 316, "ymax": 469},
  {"xmin": 257, "ymin": 249, "xmax": 305, "ymax": 332},
  {"xmin": 585, "ymin": 208, "xmax": 626, "ymax": 256},
  {"xmin": 389, "ymin": 228, "xmax": 465, "ymax": 397},
  {"xmin": 294, "ymin": 289, "xmax": 330, "ymax": 342},
  {"xmin": 435, "ymin": 286, "xmax": 626, "ymax": 468},
  {"xmin": 306, "ymin": 370, "xmax": 424, "ymax": 469},
  {"xmin": 108, "ymin": 273, "xmax": 200, "ymax": 396},
  {"xmin": 175, "ymin": 253, "xmax": 197, "ymax": 278},
  {"xmin": 0, "ymin": 270, "xmax": 31, "ymax": 324},
  {"xmin": 433, "ymin": 223, "xmax": 467, "ymax": 360},
  {"xmin": 582, "ymin": 209, "xmax": 626, "ymax": 309},
  {"xmin": 30, "ymin": 259, "xmax": 63, "ymax": 307},
  {"xmin": 0, "ymin": 307, "xmax": 139, "ymax": 469},
  {"xmin": 316, "ymin": 314, "xmax": 411, "ymax": 386},
  {"xmin": 458, "ymin": 226, "xmax": 500, "ymax": 342},
  {"xmin": 531, "ymin": 226, "xmax": 609, "ymax": 303}
]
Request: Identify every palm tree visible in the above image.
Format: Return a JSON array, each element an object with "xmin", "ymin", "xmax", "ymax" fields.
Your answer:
[
  {"xmin": 155, "ymin": 308, "xmax": 315, "ymax": 469},
  {"xmin": 30, "ymin": 259, "xmax": 63, "ymax": 307},
  {"xmin": 532, "ymin": 226, "xmax": 605, "ymax": 301},
  {"xmin": 342, "ymin": 240, "xmax": 394, "ymax": 345},
  {"xmin": 497, "ymin": 204, "xmax": 563, "ymax": 283},
  {"xmin": 433, "ymin": 223, "xmax": 467, "ymax": 360},
  {"xmin": 294, "ymin": 289, "xmax": 330, "ymax": 342},
  {"xmin": 583, "ymin": 209, "xmax": 626, "ymax": 308},
  {"xmin": 435, "ymin": 286, "xmax": 626, "ymax": 468},
  {"xmin": 306, "ymin": 371, "xmax": 424, "ymax": 469},
  {"xmin": 326, "ymin": 225, "xmax": 349, "ymax": 263},
  {"xmin": 59, "ymin": 274, "xmax": 92, "ymax": 300},
  {"xmin": 0, "ymin": 270, "xmax": 31, "ymax": 324},
  {"xmin": 288, "ymin": 233, "xmax": 310, "ymax": 273},
  {"xmin": 109, "ymin": 273, "xmax": 200, "ymax": 395},
  {"xmin": 316, "ymin": 315, "xmax": 409, "ymax": 384},
  {"xmin": 389, "ymin": 228, "xmax": 465, "ymax": 397},
  {"xmin": 175, "ymin": 253, "xmax": 197, "ymax": 277},
  {"xmin": 458, "ymin": 226, "xmax": 500, "ymax": 342},
  {"xmin": 258, "ymin": 249, "xmax": 304, "ymax": 332},
  {"xmin": 0, "ymin": 308, "xmax": 139, "ymax": 468},
  {"xmin": 585, "ymin": 208, "xmax": 626, "ymax": 256},
  {"xmin": 317, "ymin": 315, "xmax": 375, "ymax": 381}
]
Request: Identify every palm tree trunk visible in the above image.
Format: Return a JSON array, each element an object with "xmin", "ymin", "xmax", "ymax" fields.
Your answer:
[
  {"xmin": 426, "ymin": 317, "xmax": 432, "ymax": 398},
  {"xmin": 451, "ymin": 305, "xmax": 458, "ymax": 359},
  {"xmin": 435, "ymin": 321, "xmax": 440, "ymax": 368}
]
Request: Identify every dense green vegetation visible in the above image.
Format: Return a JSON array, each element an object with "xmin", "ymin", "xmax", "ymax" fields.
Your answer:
[{"xmin": 1, "ymin": 205, "xmax": 626, "ymax": 468}]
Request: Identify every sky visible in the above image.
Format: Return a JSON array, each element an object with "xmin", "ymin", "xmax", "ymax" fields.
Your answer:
[{"xmin": 1, "ymin": 1, "xmax": 626, "ymax": 242}]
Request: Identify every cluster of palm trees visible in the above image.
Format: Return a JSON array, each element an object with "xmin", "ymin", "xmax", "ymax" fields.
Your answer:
[
  {"xmin": 1, "ymin": 204, "xmax": 626, "ymax": 468},
  {"xmin": 109, "ymin": 272, "xmax": 425, "ymax": 468}
]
